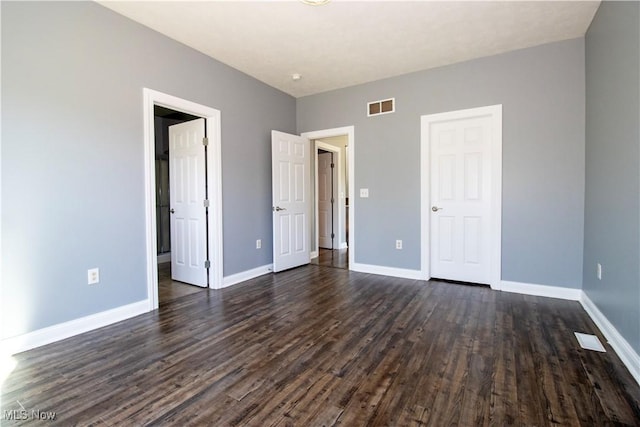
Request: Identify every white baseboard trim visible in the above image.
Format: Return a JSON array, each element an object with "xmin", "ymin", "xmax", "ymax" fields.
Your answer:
[
  {"xmin": 580, "ymin": 292, "xmax": 640, "ymax": 385},
  {"xmin": 222, "ymin": 264, "xmax": 273, "ymax": 288},
  {"xmin": 310, "ymin": 251, "xmax": 318, "ymax": 259},
  {"xmin": 501, "ymin": 280, "xmax": 582, "ymax": 301},
  {"xmin": 351, "ymin": 263, "xmax": 426, "ymax": 280},
  {"xmin": 339, "ymin": 242, "xmax": 348, "ymax": 250},
  {"xmin": 1, "ymin": 300, "xmax": 149, "ymax": 356},
  {"xmin": 157, "ymin": 252, "xmax": 171, "ymax": 264}
]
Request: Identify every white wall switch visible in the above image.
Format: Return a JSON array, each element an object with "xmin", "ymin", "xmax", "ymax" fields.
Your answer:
[
  {"xmin": 360, "ymin": 188, "xmax": 369, "ymax": 198},
  {"xmin": 88, "ymin": 268, "xmax": 100, "ymax": 285},
  {"xmin": 396, "ymin": 240, "xmax": 402, "ymax": 249},
  {"xmin": 596, "ymin": 263, "xmax": 602, "ymax": 280},
  {"xmin": 256, "ymin": 239, "xmax": 262, "ymax": 249}
]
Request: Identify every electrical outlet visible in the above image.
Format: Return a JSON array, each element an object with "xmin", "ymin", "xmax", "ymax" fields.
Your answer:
[
  {"xmin": 256, "ymin": 239, "xmax": 262, "ymax": 249},
  {"xmin": 396, "ymin": 240, "xmax": 403, "ymax": 250},
  {"xmin": 597, "ymin": 263, "xmax": 602, "ymax": 280},
  {"xmin": 88, "ymin": 268, "xmax": 100, "ymax": 285},
  {"xmin": 360, "ymin": 188, "xmax": 369, "ymax": 198}
]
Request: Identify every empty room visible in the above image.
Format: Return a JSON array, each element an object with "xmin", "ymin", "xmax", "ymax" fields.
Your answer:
[{"xmin": 1, "ymin": 0, "xmax": 639, "ymax": 425}]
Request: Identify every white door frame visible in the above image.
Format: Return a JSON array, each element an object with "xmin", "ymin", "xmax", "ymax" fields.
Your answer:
[
  {"xmin": 420, "ymin": 105, "xmax": 502, "ymax": 289},
  {"xmin": 143, "ymin": 88, "xmax": 223, "ymax": 311},
  {"xmin": 314, "ymin": 141, "xmax": 342, "ymax": 253},
  {"xmin": 302, "ymin": 126, "xmax": 355, "ymax": 269}
]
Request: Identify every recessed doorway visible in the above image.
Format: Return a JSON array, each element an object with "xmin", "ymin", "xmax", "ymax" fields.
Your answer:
[
  {"xmin": 302, "ymin": 126, "xmax": 355, "ymax": 270},
  {"xmin": 143, "ymin": 88, "xmax": 223, "ymax": 311},
  {"xmin": 153, "ymin": 106, "xmax": 209, "ymax": 303}
]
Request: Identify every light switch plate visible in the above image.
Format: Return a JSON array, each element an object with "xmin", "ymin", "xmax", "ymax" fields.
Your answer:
[{"xmin": 360, "ymin": 188, "xmax": 369, "ymax": 198}]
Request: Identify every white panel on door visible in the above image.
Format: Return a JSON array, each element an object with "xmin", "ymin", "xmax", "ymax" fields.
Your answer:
[
  {"xmin": 188, "ymin": 219, "xmax": 199, "ymax": 267},
  {"xmin": 439, "ymin": 129, "xmax": 456, "ymax": 148},
  {"xmin": 464, "ymin": 152, "xmax": 482, "ymax": 201},
  {"xmin": 294, "ymin": 213, "xmax": 305, "ymax": 252},
  {"xmin": 463, "ymin": 216, "xmax": 481, "ymax": 264},
  {"xmin": 279, "ymin": 162, "xmax": 290, "ymax": 203},
  {"xmin": 175, "ymin": 219, "xmax": 185, "ymax": 265},
  {"xmin": 464, "ymin": 126, "xmax": 483, "ymax": 145},
  {"xmin": 280, "ymin": 215, "xmax": 291, "ymax": 255},
  {"xmin": 279, "ymin": 139, "xmax": 290, "ymax": 155},
  {"xmin": 294, "ymin": 163, "xmax": 305, "ymax": 202},
  {"xmin": 439, "ymin": 155, "xmax": 456, "ymax": 201},
  {"xmin": 188, "ymin": 156, "xmax": 197, "ymax": 203},
  {"xmin": 438, "ymin": 216, "xmax": 455, "ymax": 262}
]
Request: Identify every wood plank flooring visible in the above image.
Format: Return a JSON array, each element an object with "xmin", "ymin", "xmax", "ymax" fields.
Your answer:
[
  {"xmin": 157, "ymin": 262, "xmax": 206, "ymax": 303},
  {"xmin": 2, "ymin": 265, "xmax": 639, "ymax": 426},
  {"xmin": 310, "ymin": 249, "xmax": 349, "ymax": 270}
]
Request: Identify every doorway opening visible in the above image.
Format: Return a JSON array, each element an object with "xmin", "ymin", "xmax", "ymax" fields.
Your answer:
[
  {"xmin": 312, "ymin": 138, "xmax": 348, "ymax": 269},
  {"xmin": 301, "ymin": 127, "xmax": 355, "ymax": 270},
  {"xmin": 153, "ymin": 106, "xmax": 208, "ymax": 303},
  {"xmin": 143, "ymin": 88, "xmax": 223, "ymax": 311}
]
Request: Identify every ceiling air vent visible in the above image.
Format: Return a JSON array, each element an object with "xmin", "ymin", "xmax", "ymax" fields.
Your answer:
[{"xmin": 367, "ymin": 98, "xmax": 395, "ymax": 117}]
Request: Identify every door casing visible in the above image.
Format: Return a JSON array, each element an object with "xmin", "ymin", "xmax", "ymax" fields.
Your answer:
[
  {"xmin": 420, "ymin": 105, "xmax": 502, "ymax": 289},
  {"xmin": 302, "ymin": 127, "xmax": 355, "ymax": 269},
  {"xmin": 143, "ymin": 88, "xmax": 223, "ymax": 311}
]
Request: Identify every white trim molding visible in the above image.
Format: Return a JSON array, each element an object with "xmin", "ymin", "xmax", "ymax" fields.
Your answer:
[
  {"xmin": 501, "ymin": 280, "xmax": 582, "ymax": 301},
  {"xmin": 1, "ymin": 300, "xmax": 149, "ymax": 356},
  {"xmin": 581, "ymin": 293, "xmax": 640, "ymax": 385},
  {"xmin": 352, "ymin": 263, "xmax": 425, "ymax": 281},
  {"xmin": 421, "ymin": 105, "xmax": 503, "ymax": 290},
  {"xmin": 143, "ymin": 88, "xmax": 224, "ymax": 302},
  {"xmin": 223, "ymin": 264, "xmax": 273, "ymax": 288}
]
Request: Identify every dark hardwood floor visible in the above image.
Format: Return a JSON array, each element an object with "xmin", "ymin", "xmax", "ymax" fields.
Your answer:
[
  {"xmin": 310, "ymin": 248, "xmax": 349, "ymax": 270},
  {"xmin": 2, "ymin": 265, "xmax": 639, "ymax": 426},
  {"xmin": 157, "ymin": 262, "xmax": 206, "ymax": 303}
]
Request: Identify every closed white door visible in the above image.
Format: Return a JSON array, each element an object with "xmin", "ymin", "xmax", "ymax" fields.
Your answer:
[
  {"xmin": 169, "ymin": 118, "xmax": 207, "ymax": 287},
  {"xmin": 318, "ymin": 151, "xmax": 334, "ymax": 249},
  {"xmin": 430, "ymin": 114, "xmax": 494, "ymax": 284},
  {"xmin": 272, "ymin": 130, "xmax": 311, "ymax": 272}
]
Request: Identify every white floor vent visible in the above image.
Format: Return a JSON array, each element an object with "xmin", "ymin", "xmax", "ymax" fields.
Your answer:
[{"xmin": 575, "ymin": 332, "xmax": 606, "ymax": 352}]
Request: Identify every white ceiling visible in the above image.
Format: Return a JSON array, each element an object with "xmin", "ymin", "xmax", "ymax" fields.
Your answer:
[{"xmin": 99, "ymin": 0, "xmax": 600, "ymax": 98}]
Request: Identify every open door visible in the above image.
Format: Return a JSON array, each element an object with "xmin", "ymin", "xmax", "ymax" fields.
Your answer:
[
  {"xmin": 318, "ymin": 150, "xmax": 336, "ymax": 249},
  {"xmin": 169, "ymin": 118, "xmax": 208, "ymax": 287},
  {"xmin": 271, "ymin": 130, "xmax": 311, "ymax": 272}
]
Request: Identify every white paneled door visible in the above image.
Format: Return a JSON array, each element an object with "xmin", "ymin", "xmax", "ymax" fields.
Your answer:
[
  {"xmin": 429, "ymin": 111, "xmax": 497, "ymax": 285},
  {"xmin": 169, "ymin": 118, "xmax": 208, "ymax": 287},
  {"xmin": 318, "ymin": 151, "xmax": 334, "ymax": 249},
  {"xmin": 272, "ymin": 130, "xmax": 311, "ymax": 272}
]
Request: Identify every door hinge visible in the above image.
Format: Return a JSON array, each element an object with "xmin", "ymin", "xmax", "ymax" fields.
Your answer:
[
  {"xmin": 204, "ymin": 260, "xmax": 211, "ymax": 269},
  {"xmin": 202, "ymin": 137, "xmax": 209, "ymax": 146},
  {"xmin": 331, "ymin": 198, "xmax": 335, "ymax": 204},
  {"xmin": 331, "ymin": 163, "xmax": 335, "ymax": 169},
  {"xmin": 203, "ymin": 199, "xmax": 210, "ymax": 208},
  {"xmin": 331, "ymin": 233, "xmax": 335, "ymax": 239}
]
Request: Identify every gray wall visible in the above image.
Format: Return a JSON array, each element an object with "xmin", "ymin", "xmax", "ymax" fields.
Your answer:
[
  {"xmin": 1, "ymin": 1, "xmax": 295, "ymax": 338},
  {"xmin": 584, "ymin": 2, "xmax": 640, "ymax": 353},
  {"xmin": 298, "ymin": 39, "xmax": 586, "ymax": 287}
]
